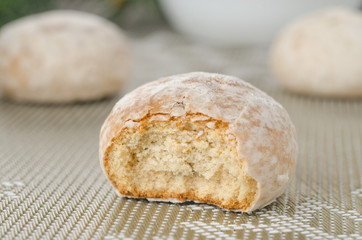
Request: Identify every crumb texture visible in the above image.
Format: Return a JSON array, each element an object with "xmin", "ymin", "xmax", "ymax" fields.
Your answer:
[{"xmin": 105, "ymin": 117, "xmax": 257, "ymax": 211}]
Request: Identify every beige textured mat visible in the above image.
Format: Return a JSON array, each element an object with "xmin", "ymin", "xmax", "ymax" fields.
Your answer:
[{"xmin": 0, "ymin": 31, "xmax": 362, "ymax": 239}]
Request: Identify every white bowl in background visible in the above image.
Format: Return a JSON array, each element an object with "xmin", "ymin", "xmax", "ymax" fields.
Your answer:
[{"xmin": 159, "ymin": 0, "xmax": 361, "ymax": 46}]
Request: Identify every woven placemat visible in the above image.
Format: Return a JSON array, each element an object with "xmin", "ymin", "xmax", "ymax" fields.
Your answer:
[{"xmin": 0, "ymin": 31, "xmax": 361, "ymax": 240}]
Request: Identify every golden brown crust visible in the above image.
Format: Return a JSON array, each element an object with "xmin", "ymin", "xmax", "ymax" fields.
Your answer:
[
  {"xmin": 100, "ymin": 72, "xmax": 298, "ymax": 212},
  {"xmin": 116, "ymin": 187, "xmax": 252, "ymax": 211}
]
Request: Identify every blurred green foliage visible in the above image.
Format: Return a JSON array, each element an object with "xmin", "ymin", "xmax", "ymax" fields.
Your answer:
[
  {"xmin": 0, "ymin": 0, "xmax": 161, "ymax": 28},
  {"xmin": 0, "ymin": 0, "xmax": 54, "ymax": 26}
]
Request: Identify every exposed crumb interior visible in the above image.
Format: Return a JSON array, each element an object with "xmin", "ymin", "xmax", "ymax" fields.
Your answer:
[{"xmin": 105, "ymin": 116, "xmax": 257, "ymax": 210}]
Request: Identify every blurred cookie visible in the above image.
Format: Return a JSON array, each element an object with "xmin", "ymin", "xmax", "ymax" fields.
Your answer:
[
  {"xmin": 0, "ymin": 10, "xmax": 131, "ymax": 103},
  {"xmin": 270, "ymin": 8, "xmax": 362, "ymax": 97}
]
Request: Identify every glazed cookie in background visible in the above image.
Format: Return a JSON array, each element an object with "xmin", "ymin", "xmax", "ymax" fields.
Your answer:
[
  {"xmin": 100, "ymin": 72, "xmax": 298, "ymax": 212},
  {"xmin": 270, "ymin": 8, "xmax": 362, "ymax": 98},
  {"xmin": 0, "ymin": 10, "xmax": 131, "ymax": 103}
]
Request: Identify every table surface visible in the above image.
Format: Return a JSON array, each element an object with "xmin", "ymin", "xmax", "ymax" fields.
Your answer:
[{"xmin": 0, "ymin": 30, "xmax": 361, "ymax": 240}]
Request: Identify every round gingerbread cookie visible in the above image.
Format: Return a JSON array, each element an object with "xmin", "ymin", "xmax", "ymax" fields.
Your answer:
[
  {"xmin": 0, "ymin": 10, "xmax": 131, "ymax": 103},
  {"xmin": 270, "ymin": 8, "xmax": 362, "ymax": 98},
  {"xmin": 100, "ymin": 72, "xmax": 298, "ymax": 212}
]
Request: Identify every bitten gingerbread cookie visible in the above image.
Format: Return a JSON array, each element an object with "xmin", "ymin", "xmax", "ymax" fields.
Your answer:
[{"xmin": 100, "ymin": 72, "xmax": 297, "ymax": 212}]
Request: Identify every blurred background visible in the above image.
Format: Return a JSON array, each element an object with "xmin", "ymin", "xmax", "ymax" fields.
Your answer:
[
  {"xmin": 1, "ymin": 0, "xmax": 361, "ymax": 42},
  {"xmin": 3, "ymin": 0, "xmax": 361, "ymax": 92},
  {"xmin": 0, "ymin": 0, "xmax": 362, "ymax": 91},
  {"xmin": 1, "ymin": 1, "xmax": 362, "ymax": 239}
]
